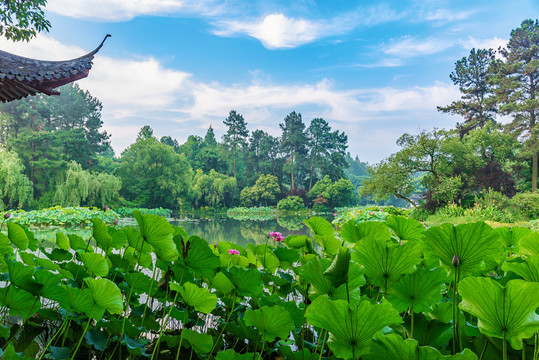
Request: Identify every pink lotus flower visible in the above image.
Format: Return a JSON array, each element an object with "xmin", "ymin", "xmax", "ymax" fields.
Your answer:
[
  {"xmin": 228, "ymin": 249, "xmax": 240, "ymax": 255},
  {"xmin": 269, "ymin": 231, "xmax": 284, "ymax": 242},
  {"xmin": 3, "ymin": 212, "xmax": 10, "ymax": 219},
  {"xmin": 113, "ymin": 219, "xmax": 119, "ymax": 225}
]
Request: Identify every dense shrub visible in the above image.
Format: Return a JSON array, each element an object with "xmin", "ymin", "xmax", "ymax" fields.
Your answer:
[
  {"xmin": 510, "ymin": 192, "xmax": 539, "ymax": 220},
  {"xmin": 277, "ymin": 196, "xmax": 306, "ymax": 211},
  {"xmin": 475, "ymin": 188, "xmax": 511, "ymax": 211}
]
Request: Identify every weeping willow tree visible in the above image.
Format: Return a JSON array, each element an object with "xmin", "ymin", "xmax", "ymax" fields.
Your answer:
[
  {"xmin": 54, "ymin": 161, "xmax": 121, "ymax": 207},
  {"xmin": 0, "ymin": 150, "xmax": 33, "ymax": 209}
]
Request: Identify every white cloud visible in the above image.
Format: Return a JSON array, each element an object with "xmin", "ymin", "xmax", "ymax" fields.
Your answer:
[
  {"xmin": 383, "ymin": 36, "xmax": 454, "ymax": 57},
  {"xmin": 213, "ymin": 13, "xmax": 326, "ymax": 49},
  {"xmin": 424, "ymin": 9, "xmax": 476, "ymax": 23},
  {"xmin": 460, "ymin": 36, "xmax": 507, "ymax": 52}
]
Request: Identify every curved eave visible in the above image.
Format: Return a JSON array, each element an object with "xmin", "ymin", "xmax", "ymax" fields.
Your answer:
[{"xmin": 0, "ymin": 34, "xmax": 110, "ymax": 102}]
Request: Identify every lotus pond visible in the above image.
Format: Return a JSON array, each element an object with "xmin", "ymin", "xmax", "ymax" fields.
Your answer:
[{"xmin": 0, "ymin": 211, "xmax": 538, "ymax": 360}]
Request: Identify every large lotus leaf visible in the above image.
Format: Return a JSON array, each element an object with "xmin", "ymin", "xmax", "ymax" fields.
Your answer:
[
  {"xmin": 0, "ymin": 286, "xmax": 40, "ymax": 318},
  {"xmin": 182, "ymin": 329, "xmax": 213, "ymax": 355},
  {"xmin": 284, "ymin": 235, "xmax": 312, "ymax": 250},
  {"xmin": 106, "ymin": 227, "xmax": 127, "ymax": 249},
  {"xmin": 387, "ymin": 268, "xmax": 447, "ymax": 313},
  {"xmin": 422, "ymin": 222, "xmax": 502, "ymax": 275},
  {"xmin": 56, "ymin": 232, "xmax": 70, "ymax": 251},
  {"xmin": 69, "ymin": 234, "xmax": 93, "ymax": 252},
  {"xmin": 305, "ymin": 296, "xmax": 402, "ymax": 359},
  {"xmin": 216, "ymin": 350, "xmax": 257, "ymax": 360},
  {"xmin": 124, "ymin": 272, "xmax": 157, "ymax": 295},
  {"xmin": 459, "ymin": 277, "xmax": 539, "ymax": 350},
  {"xmin": 34, "ymin": 270, "xmax": 67, "ymax": 303},
  {"xmin": 170, "ymin": 282, "xmax": 217, "ymax": 314},
  {"xmin": 519, "ymin": 232, "xmax": 539, "ymax": 256},
  {"xmin": 304, "ymin": 216, "xmax": 335, "ymax": 236},
  {"xmin": 85, "ymin": 328, "xmax": 109, "ymax": 351},
  {"xmin": 314, "ymin": 233, "xmax": 341, "ymax": 256},
  {"xmin": 341, "ymin": 220, "xmax": 392, "ymax": 244},
  {"xmin": 0, "ymin": 233, "xmax": 13, "ymax": 256},
  {"xmin": 353, "ymin": 237, "xmax": 422, "ymax": 289},
  {"xmin": 64, "ymin": 286, "xmax": 105, "ymax": 319},
  {"xmin": 363, "ymin": 333, "xmax": 478, "ymax": 360},
  {"xmin": 8, "ymin": 222, "xmax": 28, "ymax": 250},
  {"xmin": 1, "ymin": 343, "xmax": 32, "ymax": 360},
  {"xmin": 331, "ymin": 262, "xmax": 364, "ymax": 304},
  {"xmin": 496, "ymin": 226, "xmax": 532, "ymax": 249},
  {"xmin": 244, "ymin": 305, "xmax": 294, "ymax": 342},
  {"xmin": 7, "ymin": 260, "xmax": 42, "ymax": 296},
  {"xmin": 404, "ymin": 313, "xmax": 452, "ymax": 349},
  {"xmin": 177, "ymin": 236, "xmax": 220, "ymax": 278},
  {"xmin": 222, "ymin": 267, "xmax": 263, "ymax": 297},
  {"xmin": 44, "ymin": 248, "xmax": 73, "ymax": 262},
  {"xmin": 47, "ymin": 346, "xmax": 70, "ymax": 360},
  {"xmin": 79, "ymin": 252, "xmax": 109, "ymax": 277},
  {"xmin": 247, "ymin": 243, "xmax": 280, "ymax": 273},
  {"xmin": 19, "ymin": 252, "xmax": 60, "ymax": 271},
  {"xmin": 124, "ymin": 227, "xmax": 152, "ymax": 253},
  {"xmin": 91, "ymin": 218, "xmax": 112, "ymax": 251},
  {"xmin": 211, "ymin": 272, "xmax": 234, "ymax": 294},
  {"xmin": 18, "ymin": 224, "xmax": 38, "ymax": 251},
  {"xmin": 84, "ymin": 278, "xmax": 124, "ymax": 315},
  {"xmin": 386, "ymin": 216, "xmax": 425, "ymax": 242},
  {"xmin": 298, "ymin": 257, "xmax": 331, "ymax": 298},
  {"xmin": 121, "ymin": 334, "xmax": 150, "ymax": 357},
  {"xmin": 502, "ymin": 256, "xmax": 539, "ymax": 282},
  {"xmin": 273, "ymin": 247, "xmax": 300, "ymax": 264},
  {"xmin": 323, "ymin": 247, "xmax": 350, "ymax": 288},
  {"xmin": 133, "ymin": 210, "xmax": 178, "ymax": 261}
]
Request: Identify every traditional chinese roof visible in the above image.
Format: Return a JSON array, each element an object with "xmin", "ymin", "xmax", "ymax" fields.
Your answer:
[{"xmin": 0, "ymin": 34, "xmax": 110, "ymax": 102}]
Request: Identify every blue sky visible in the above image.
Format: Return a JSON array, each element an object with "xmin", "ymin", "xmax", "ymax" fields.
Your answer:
[{"xmin": 1, "ymin": 0, "xmax": 538, "ymax": 163}]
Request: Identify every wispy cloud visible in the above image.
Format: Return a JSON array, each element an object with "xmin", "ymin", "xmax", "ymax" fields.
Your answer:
[
  {"xmin": 383, "ymin": 35, "xmax": 455, "ymax": 57},
  {"xmin": 424, "ymin": 8, "xmax": 476, "ymax": 24},
  {"xmin": 460, "ymin": 36, "xmax": 507, "ymax": 52}
]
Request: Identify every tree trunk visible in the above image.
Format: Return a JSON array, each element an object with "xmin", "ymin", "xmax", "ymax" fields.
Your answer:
[
  {"xmin": 290, "ymin": 148, "xmax": 295, "ymax": 190},
  {"xmin": 233, "ymin": 144, "xmax": 237, "ymax": 184},
  {"xmin": 395, "ymin": 193, "xmax": 418, "ymax": 208},
  {"xmin": 532, "ymin": 151, "xmax": 537, "ymax": 192}
]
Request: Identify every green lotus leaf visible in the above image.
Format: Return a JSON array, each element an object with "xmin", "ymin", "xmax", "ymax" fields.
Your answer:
[
  {"xmin": 331, "ymin": 262, "xmax": 364, "ymax": 305},
  {"xmin": 353, "ymin": 237, "xmax": 422, "ymax": 289},
  {"xmin": 7, "ymin": 260, "xmax": 43, "ymax": 296},
  {"xmin": 298, "ymin": 257, "xmax": 331, "ymax": 298},
  {"xmin": 422, "ymin": 222, "xmax": 503, "ymax": 275},
  {"xmin": 459, "ymin": 277, "xmax": 539, "ymax": 350},
  {"xmin": 496, "ymin": 226, "xmax": 531, "ymax": 249},
  {"xmin": 244, "ymin": 305, "xmax": 295, "ymax": 342},
  {"xmin": 386, "ymin": 216, "xmax": 425, "ymax": 242},
  {"xmin": 85, "ymin": 328, "xmax": 109, "ymax": 351},
  {"xmin": 34, "ymin": 269, "xmax": 67, "ymax": 303},
  {"xmin": 502, "ymin": 256, "xmax": 539, "ymax": 282},
  {"xmin": 387, "ymin": 267, "xmax": 447, "ymax": 313},
  {"xmin": 211, "ymin": 272, "xmax": 234, "ymax": 294},
  {"xmin": 222, "ymin": 267, "xmax": 263, "ymax": 297},
  {"xmin": 0, "ymin": 233, "xmax": 13, "ymax": 256},
  {"xmin": 69, "ymin": 234, "xmax": 93, "ymax": 252},
  {"xmin": 1, "ymin": 343, "xmax": 32, "ymax": 360},
  {"xmin": 64, "ymin": 286, "xmax": 105, "ymax": 319},
  {"xmin": 91, "ymin": 218, "xmax": 112, "ymax": 251},
  {"xmin": 133, "ymin": 210, "xmax": 178, "ymax": 261},
  {"xmin": 121, "ymin": 334, "xmax": 150, "ymax": 357},
  {"xmin": 0, "ymin": 325, "xmax": 9, "ymax": 340},
  {"xmin": 426, "ymin": 302, "xmax": 454, "ymax": 324},
  {"xmin": 124, "ymin": 227, "xmax": 152, "ymax": 253},
  {"xmin": 247, "ymin": 243, "xmax": 280, "ymax": 273},
  {"xmin": 79, "ymin": 252, "xmax": 109, "ymax": 277},
  {"xmin": 519, "ymin": 232, "xmax": 539, "ymax": 256},
  {"xmin": 182, "ymin": 329, "xmax": 213, "ymax": 355},
  {"xmin": 172, "ymin": 225, "xmax": 188, "ymax": 254},
  {"xmin": 7, "ymin": 222, "xmax": 28, "ymax": 250},
  {"xmin": 170, "ymin": 281, "xmax": 217, "ymax": 314},
  {"xmin": 404, "ymin": 313, "xmax": 452, "ymax": 349},
  {"xmin": 216, "ymin": 350, "xmax": 257, "ymax": 360},
  {"xmin": 216, "ymin": 241, "xmax": 246, "ymax": 256},
  {"xmin": 177, "ymin": 236, "xmax": 221, "ymax": 278},
  {"xmin": 363, "ymin": 333, "xmax": 478, "ymax": 360},
  {"xmin": 84, "ymin": 278, "xmax": 124, "ymax": 315},
  {"xmin": 273, "ymin": 247, "xmax": 300, "ymax": 264},
  {"xmin": 56, "ymin": 232, "xmax": 70, "ymax": 251},
  {"xmin": 108, "ymin": 227, "xmax": 127, "ymax": 249},
  {"xmin": 44, "ymin": 248, "xmax": 73, "ymax": 262},
  {"xmin": 124, "ymin": 272, "xmax": 157, "ymax": 295},
  {"xmin": 304, "ymin": 216, "xmax": 335, "ymax": 236},
  {"xmin": 323, "ymin": 246, "xmax": 350, "ymax": 288},
  {"xmin": 284, "ymin": 235, "xmax": 312, "ymax": 250},
  {"xmin": 19, "ymin": 252, "xmax": 60, "ymax": 271},
  {"xmin": 48, "ymin": 346, "xmax": 70, "ymax": 360},
  {"xmin": 341, "ymin": 220, "xmax": 392, "ymax": 244},
  {"xmin": 305, "ymin": 296, "xmax": 402, "ymax": 359},
  {"xmin": 0, "ymin": 285, "xmax": 40, "ymax": 318}
]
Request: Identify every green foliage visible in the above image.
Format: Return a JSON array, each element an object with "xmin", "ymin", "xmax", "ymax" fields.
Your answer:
[
  {"xmin": 4, "ymin": 206, "xmax": 119, "ymax": 227},
  {"xmin": 0, "ymin": 150, "xmax": 33, "ymax": 209},
  {"xmin": 308, "ymin": 175, "xmax": 355, "ymax": 209},
  {"xmin": 510, "ymin": 192, "xmax": 539, "ymax": 220},
  {"xmin": 113, "ymin": 207, "xmax": 172, "ymax": 218},
  {"xmin": 192, "ymin": 169, "xmax": 236, "ymax": 208},
  {"xmin": 227, "ymin": 206, "xmax": 275, "ymax": 220},
  {"xmin": 240, "ymin": 174, "xmax": 280, "ymax": 207},
  {"xmin": 0, "ymin": 0, "xmax": 50, "ymax": 41},
  {"xmin": 277, "ymin": 196, "xmax": 306, "ymax": 211}
]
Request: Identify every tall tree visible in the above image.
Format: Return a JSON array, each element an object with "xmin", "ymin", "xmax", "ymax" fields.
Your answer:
[
  {"xmin": 438, "ymin": 48, "xmax": 498, "ymax": 136},
  {"xmin": 0, "ymin": 150, "xmax": 33, "ymax": 209},
  {"xmin": 204, "ymin": 125, "xmax": 218, "ymax": 147},
  {"xmin": 223, "ymin": 110, "xmax": 248, "ymax": 183},
  {"xmin": 306, "ymin": 118, "xmax": 348, "ymax": 190},
  {"xmin": 160, "ymin": 135, "xmax": 179, "ymax": 152},
  {"xmin": 137, "ymin": 125, "xmax": 154, "ymax": 140},
  {"xmin": 244, "ymin": 129, "xmax": 267, "ymax": 182},
  {"xmin": 0, "ymin": 0, "xmax": 50, "ymax": 41},
  {"xmin": 495, "ymin": 19, "xmax": 539, "ymax": 191},
  {"xmin": 280, "ymin": 111, "xmax": 308, "ymax": 190}
]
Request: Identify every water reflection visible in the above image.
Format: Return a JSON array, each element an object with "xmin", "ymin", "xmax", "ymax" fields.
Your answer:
[{"xmin": 28, "ymin": 214, "xmax": 334, "ymax": 247}]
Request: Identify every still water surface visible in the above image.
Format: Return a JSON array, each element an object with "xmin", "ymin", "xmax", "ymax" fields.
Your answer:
[{"xmin": 31, "ymin": 214, "xmax": 334, "ymax": 247}]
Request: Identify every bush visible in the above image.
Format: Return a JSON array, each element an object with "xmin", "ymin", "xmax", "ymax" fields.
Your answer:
[
  {"xmin": 475, "ymin": 188, "xmax": 511, "ymax": 211},
  {"xmin": 409, "ymin": 207, "xmax": 431, "ymax": 221},
  {"xmin": 510, "ymin": 192, "xmax": 539, "ymax": 220},
  {"xmin": 277, "ymin": 196, "xmax": 306, "ymax": 211},
  {"xmin": 435, "ymin": 203, "xmax": 465, "ymax": 217}
]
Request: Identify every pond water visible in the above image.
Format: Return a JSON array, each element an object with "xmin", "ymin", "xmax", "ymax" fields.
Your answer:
[{"xmin": 29, "ymin": 213, "xmax": 335, "ymax": 247}]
